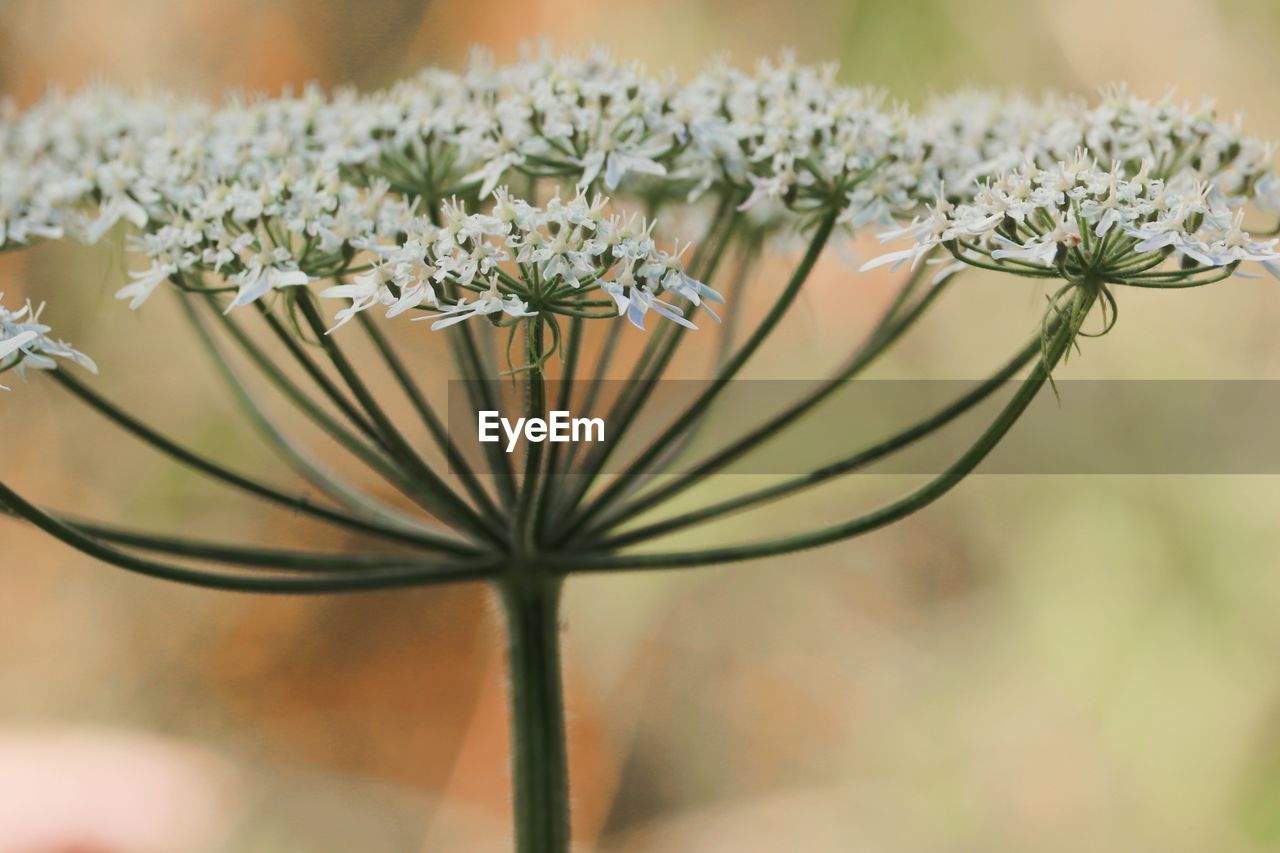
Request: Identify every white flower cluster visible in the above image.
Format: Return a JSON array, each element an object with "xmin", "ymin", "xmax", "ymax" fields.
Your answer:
[
  {"xmin": 321, "ymin": 189, "xmax": 720, "ymax": 333},
  {"xmin": 864, "ymin": 151, "xmax": 1280, "ymax": 283},
  {"xmin": 0, "ymin": 294, "xmax": 95, "ymax": 390},
  {"xmin": 2, "ymin": 84, "xmax": 422, "ymax": 314},
  {"xmin": 0, "ymin": 50, "xmax": 1277, "ymax": 350},
  {"xmin": 309, "ymin": 48, "xmax": 910, "ymax": 219},
  {"xmin": 669, "ymin": 55, "xmax": 900, "ymax": 218},
  {"xmin": 911, "ymin": 84, "xmax": 1280, "ymax": 210}
]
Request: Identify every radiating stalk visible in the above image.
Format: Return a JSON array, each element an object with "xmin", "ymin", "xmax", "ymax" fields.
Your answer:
[
  {"xmin": 556, "ymin": 284, "xmax": 1099, "ymax": 571},
  {"xmin": 592, "ymin": 325, "xmax": 1042, "ymax": 549},
  {"xmin": 556, "ymin": 319, "xmax": 623, "ymax": 483},
  {"xmin": 580, "ymin": 258, "xmax": 953, "ymax": 541},
  {"xmin": 180, "ymin": 294, "xmax": 436, "ymax": 535},
  {"xmin": 452, "ymin": 321, "xmax": 519, "ymax": 505},
  {"xmin": 548, "ymin": 200, "xmax": 745, "ymax": 523},
  {"xmin": 253, "ymin": 302, "xmax": 385, "ymax": 446},
  {"xmin": 554, "ymin": 210, "xmax": 840, "ymax": 544},
  {"xmin": 633, "ymin": 237, "xmax": 764, "ymax": 482},
  {"xmin": 426, "ymin": 199, "xmax": 519, "ymax": 505},
  {"xmin": 0, "ymin": 479, "xmax": 498, "ymax": 593},
  {"xmin": 207, "ymin": 297, "xmax": 459, "ymax": 516},
  {"xmin": 355, "ymin": 311, "xmax": 502, "ymax": 520},
  {"xmin": 294, "ymin": 293, "xmax": 505, "ymax": 544},
  {"xmin": 535, "ymin": 316, "xmax": 582, "ymax": 531},
  {"xmin": 516, "ymin": 321, "xmax": 547, "ymax": 552},
  {"xmin": 54, "ymin": 514, "xmax": 440, "ymax": 570},
  {"xmin": 48, "ymin": 370, "xmax": 474, "ymax": 555}
]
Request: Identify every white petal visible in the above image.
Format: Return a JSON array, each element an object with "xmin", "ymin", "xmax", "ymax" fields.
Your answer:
[
  {"xmin": 430, "ymin": 311, "xmax": 478, "ymax": 331},
  {"xmin": 858, "ymin": 247, "xmax": 917, "ymax": 273},
  {"xmin": 0, "ymin": 330, "xmax": 37, "ymax": 360}
]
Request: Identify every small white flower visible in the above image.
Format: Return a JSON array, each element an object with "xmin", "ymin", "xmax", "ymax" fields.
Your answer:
[
  {"xmin": 737, "ymin": 163, "xmax": 798, "ymax": 212},
  {"xmin": 422, "ymin": 281, "xmax": 536, "ymax": 330},
  {"xmin": 576, "ymin": 137, "xmax": 670, "ymax": 191},
  {"xmin": 0, "ymin": 330, "xmax": 36, "ymax": 361},
  {"xmin": 82, "ymin": 193, "xmax": 149, "ymax": 244},
  {"xmin": 116, "ymin": 262, "xmax": 178, "ymax": 310},
  {"xmin": 225, "ymin": 253, "xmax": 311, "ymax": 312},
  {"xmin": 601, "ymin": 264, "xmax": 696, "ymax": 331},
  {"xmin": 640, "ymin": 243, "xmax": 723, "ymax": 320},
  {"xmin": 0, "ymin": 294, "xmax": 96, "ymax": 390},
  {"xmin": 4, "ymin": 49, "xmax": 1276, "ymax": 354}
]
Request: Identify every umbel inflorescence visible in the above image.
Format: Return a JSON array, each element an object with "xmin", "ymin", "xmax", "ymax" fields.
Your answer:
[
  {"xmin": 2, "ymin": 57, "xmax": 1277, "ymax": 370},
  {"xmin": 3, "ymin": 48, "xmax": 1279, "ymax": 853}
]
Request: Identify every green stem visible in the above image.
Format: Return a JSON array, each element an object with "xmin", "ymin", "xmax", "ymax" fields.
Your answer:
[
  {"xmin": 53, "ymin": 514, "xmax": 439, "ymax": 571},
  {"xmin": 516, "ymin": 321, "xmax": 547, "ymax": 552},
  {"xmin": 500, "ymin": 571, "xmax": 570, "ymax": 853},
  {"xmin": 637, "ymin": 237, "xmax": 764, "ymax": 481},
  {"xmin": 582, "ymin": 258, "xmax": 951, "ymax": 541},
  {"xmin": 593, "ymin": 325, "xmax": 1040, "ymax": 550},
  {"xmin": 536, "ymin": 316, "xmax": 582, "ymax": 528},
  {"xmin": 48, "ymin": 370, "xmax": 474, "ymax": 555},
  {"xmin": 559, "ymin": 285, "xmax": 1097, "ymax": 571},
  {"xmin": 426, "ymin": 198, "xmax": 519, "ymax": 506},
  {"xmin": 455, "ymin": 320, "xmax": 519, "ymax": 505},
  {"xmin": 555, "ymin": 210, "xmax": 839, "ymax": 545},
  {"xmin": 549, "ymin": 196, "xmax": 743, "ymax": 520},
  {"xmin": 0, "ymin": 479, "xmax": 496, "ymax": 593},
  {"xmin": 207, "ymin": 298, "xmax": 446, "ymax": 514},
  {"xmin": 1114, "ymin": 267, "xmax": 1235, "ymax": 288},
  {"xmin": 355, "ymin": 311, "xmax": 501, "ymax": 519},
  {"xmin": 179, "ymin": 294, "xmax": 434, "ymax": 535},
  {"xmin": 554, "ymin": 321, "xmax": 623, "ymax": 484},
  {"xmin": 295, "ymin": 293, "xmax": 505, "ymax": 544},
  {"xmin": 253, "ymin": 302, "xmax": 385, "ymax": 447}
]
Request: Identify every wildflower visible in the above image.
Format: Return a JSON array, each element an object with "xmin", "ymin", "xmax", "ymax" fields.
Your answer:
[
  {"xmin": 897, "ymin": 84, "xmax": 1280, "ymax": 232},
  {"xmin": 320, "ymin": 262, "xmax": 435, "ymax": 331},
  {"xmin": 0, "ymin": 330, "xmax": 36, "ymax": 362},
  {"xmin": 575, "ymin": 136, "xmax": 670, "ymax": 191},
  {"xmin": 1, "ymin": 51, "xmax": 1276, "ymax": 346},
  {"xmin": 116, "ymin": 262, "xmax": 180, "ymax": 311},
  {"xmin": 0, "ymin": 295, "xmax": 96, "ymax": 390},
  {"xmin": 320, "ymin": 188, "xmax": 711, "ymax": 334},
  {"xmin": 82, "ymin": 191, "xmax": 149, "ymax": 244},
  {"xmin": 862, "ymin": 156, "xmax": 1280, "ymax": 287},
  {"xmin": 641, "ymin": 242, "xmax": 725, "ymax": 320},
  {"xmin": 224, "ymin": 251, "xmax": 311, "ymax": 312},
  {"xmin": 602, "ymin": 274, "xmax": 696, "ymax": 331},
  {"xmin": 5, "ymin": 52, "xmax": 1280, "ymax": 853},
  {"xmin": 738, "ymin": 164, "xmax": 800, "ymax": 212},
  {"xmin": 422, "ymin": 281, "xmax": 537, "ymax": 330}
]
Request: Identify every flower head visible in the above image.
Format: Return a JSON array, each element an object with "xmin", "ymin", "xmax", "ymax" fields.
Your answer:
[
  {"xmin": 2, "ymin": 53, "xmax": 1277, "ymax": 364},
  {"xmin": 0, "ymin": 295, "xmax": 96, "ymax": 390},
  {"xmin": 909, "ymin": 84, "xmax": 1280, "ymax": 214},
  {"xmin": 863, "ymin": 154, "xmax": 1280, "ymax": 288},
  {"xmin": 319, "ymin": 189, "xmax": 711, "ymax": 334}
]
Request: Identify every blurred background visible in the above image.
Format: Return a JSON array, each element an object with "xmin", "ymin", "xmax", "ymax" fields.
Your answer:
[{"xmin": 5, "ymin": 1, "xmax": 1280, "ymax": 850}]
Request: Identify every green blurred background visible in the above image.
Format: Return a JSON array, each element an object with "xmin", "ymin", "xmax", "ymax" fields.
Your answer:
[{"xmin": 3, "ymin": 1, "xmax": 1280, "ymax": 850}]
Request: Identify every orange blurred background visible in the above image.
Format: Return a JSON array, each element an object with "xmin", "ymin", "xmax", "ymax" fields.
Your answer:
[{"xmin": 5, "ymin": 1, "xmax": 1280, "ymax": 850}]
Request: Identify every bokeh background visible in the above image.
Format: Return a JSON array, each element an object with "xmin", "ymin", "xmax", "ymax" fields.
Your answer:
[{"xmin": 4, "ymin": 1, "xmax": 1280, "ymax": 850}]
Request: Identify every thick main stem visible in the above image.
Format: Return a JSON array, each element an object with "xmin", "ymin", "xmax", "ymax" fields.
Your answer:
[{"xmin": 500, "ymin": 571, "xmax": 570, "ymax": 853}]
